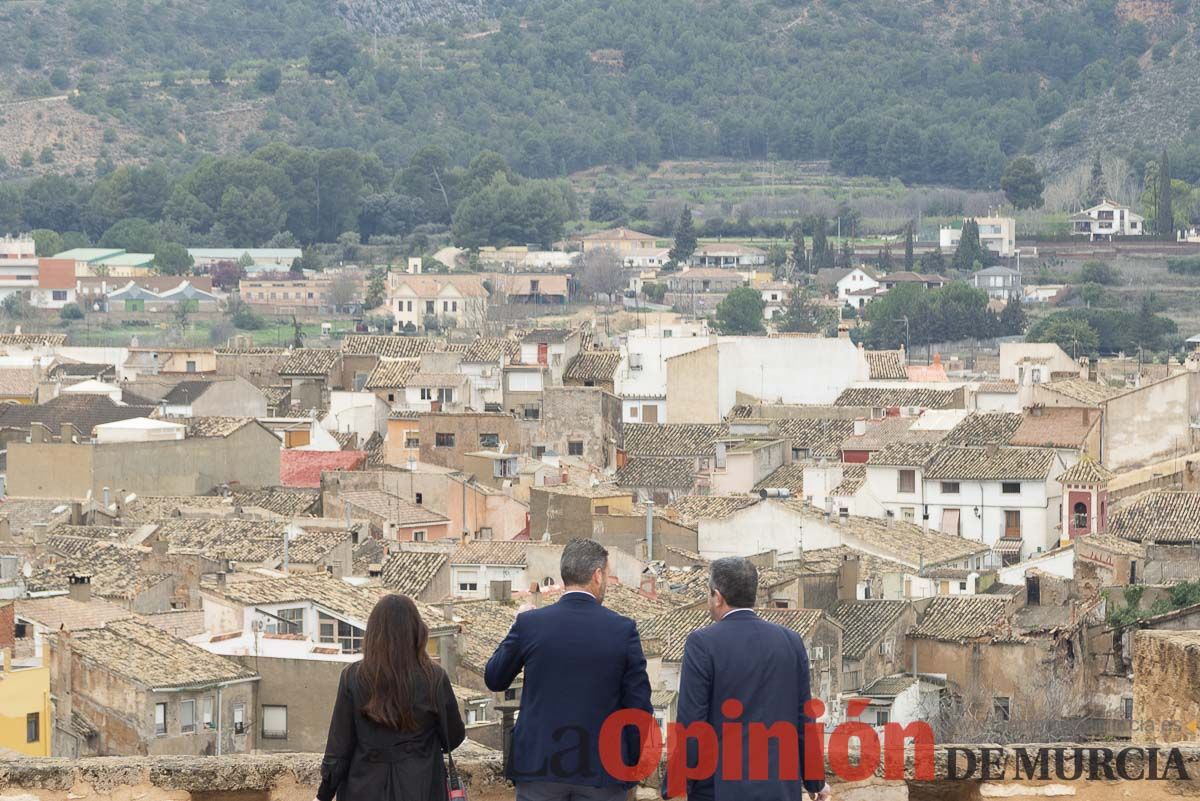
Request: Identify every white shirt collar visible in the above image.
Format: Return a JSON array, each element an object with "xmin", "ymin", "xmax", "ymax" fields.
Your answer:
[
  {"xmin": 722, "ymin": 608, "xmax": 756, "ymax": 619},
  {"xmin": 562, "ymin": 590, "xmax": 596, "ymax": 600}
]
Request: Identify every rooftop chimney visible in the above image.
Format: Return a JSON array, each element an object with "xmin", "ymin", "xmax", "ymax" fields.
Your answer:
[
  {"xmin": 68, "ymin": 573, "xmax": 92, "ymax": 603},
  {"xmin": 836, "ymin": 556, "xmax": 861, "ymax": 601}
]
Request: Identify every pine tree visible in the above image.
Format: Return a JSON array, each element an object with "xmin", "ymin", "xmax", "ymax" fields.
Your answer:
[
  {"xmin": 1086, "ymin": 152, "xmax": 1106, "ymax": 207},
  {"xmin": 811, "ymin": 215, "xmax": 830, "ymax": 269},
  {"xmin": 669, "ymin": 206, "xmax": 698, "ymax": 263},
  {"xmin": 953, "ymin": 219, "xmax": 984, "ymax": 271},
  {"xmin": 904, "ymin": 222, "xmax": 914, "ymax": 270},
  {"xmin": 1157, "ymin": 149, "xmax": 1174, "ymax": 239},
  {"xmin": 790, "ymin": 223, "xmax": 809, "ymax": 274},
  {"xmin": 999, "ymin": 295, "xmax": 1026, "ymax": 335}
]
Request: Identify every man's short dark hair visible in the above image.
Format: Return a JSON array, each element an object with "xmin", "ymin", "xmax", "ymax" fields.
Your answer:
[
  {"xmin": 560, "ymin": 538, "xmax": 608, "ymax": 586},
  {"xmin": 710, "ymin": 557, "xmax": 758, "ymax": 609}
]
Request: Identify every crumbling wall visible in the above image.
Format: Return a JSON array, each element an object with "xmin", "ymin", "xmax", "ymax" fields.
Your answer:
[{"xmin": 1133, "ymin": 629, "xmax": 1200, "ymax": 744}]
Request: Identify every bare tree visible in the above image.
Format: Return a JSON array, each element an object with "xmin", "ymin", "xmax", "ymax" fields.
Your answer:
[
  {"xmin": 926, "ymin": 663, "xmax": 1089, "ymax": 745},
  {"xmin": 327, "ymin": 274, "xmax": 360, "ymax": 312},
  {"xmin": 580, "ymin": 246, "xmax": 625, "ymax": 302}
]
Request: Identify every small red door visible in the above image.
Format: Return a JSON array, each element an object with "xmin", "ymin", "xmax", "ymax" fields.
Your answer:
[{"xmin": 537, "ymin": 343, "xmax": 548, "ymax": 365}]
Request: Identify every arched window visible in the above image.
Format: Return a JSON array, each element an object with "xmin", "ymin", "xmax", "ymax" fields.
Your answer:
[{"xmin": 1073, "ymin": 501, "xmax": 1088, "ymax": 530}]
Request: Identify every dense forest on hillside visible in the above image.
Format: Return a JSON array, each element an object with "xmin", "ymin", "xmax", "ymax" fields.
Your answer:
[{"xmin": 0, "ymin": 0, "xmax": 1195, "ymax": 196}]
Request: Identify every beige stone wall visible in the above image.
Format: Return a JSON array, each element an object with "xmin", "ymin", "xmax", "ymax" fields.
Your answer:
[
  {"xmin": 1133, "ymin": 630, "xmax": 1200, "ymax": 744},
  {"xmin": 665, "ymin": 343, "xmax": 719, "ymax": 423},
  {"xmin": 1, "ymin": 747, "xmax": 1199, "ymax": 801}
]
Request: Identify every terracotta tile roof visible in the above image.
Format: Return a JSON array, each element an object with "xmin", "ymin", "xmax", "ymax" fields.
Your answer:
[
  {"xmin": 828, "ymin": 600, "xmax": 909, "ymax": 661},
  {"xmin": 364, "ymin": 359, "xmax": 420, "ymax": 390},
  {"xmin": 263, "ymin": 385, "xmax": 291, "ymax": 408},
  {"xmin": 861, "ymin": 673, "xmax": 945, "ymax": 696},
  {"xmin": 843, "ymin": 417, "xmax": 943, "ymax": 452},
  {"xmin": 0, "ymin": 333, "xmax": 66, "ymax": 347},
  {"xmin": 601, "ymin": 582, "xmax": 683, "ymax": 623},
  {"xmin": 229, "ymin": 487, "xmax": 321, "ymax": 517},
  {"xmin": 0, "ymin": 394, "xmax": 154, "ymax": 436},
  {"xmin": 119, "ymin": 495, "xmax": 233, "ymax": 521},
  {"xmin": 615, "ymin": 458, "xmax": 697, "ymax": 490},
  {"xmin": 564, "ymin": 351, "xmax": 621, "ymax": 384},
  {"xmin": 39, "ymin": 536, "xmax": 169, "ymax": 599},
  {"xmin": 1108, "ymin": 490, "xmax": 1200, "ymax": 543},
  {"xmin": 623, "ymin": 423, "xmax": 728, "ymax": 457},
  {"xmin": 207, "ymin": 572, "xmax": 399, "ymax": 624},
  {"xmin": 15, "ymin": 596, "xmax": 135, "ymax": 631},
  {"xmin": 363, "ymin": 431, "xmax": 385, "ymax": 467},
  {"xmin": 1041, "ymin": 378, "xmax": 1126, "ymax": 405},
  {"xmin": 455, "ymin": 599, "xmax": 522, "ymax": 671},
  {"xmin": 771, "ymin": 418, "xmax": 856, "ymax": 458},
  {"xmin": 869, "ymin": 442, "xmax": 939, "ymax": 467},
  {"xmin": 48, "ymin": 524, "xmax": 136, "ymax": 542},
  {"xmin": 451, "ymin": 541, "xmax": 529, "ymax": 567},
  {"xmin": 908, "ymin": 596, "xmax": 1017, "ymax": 643},
  {"xmin": 834, "ymin": 387, "xmax": 960, "ymax": 409},
  {"xmin": 978, "ymin": 381, "xmax": 1018, "ymax": 394},
  {"xmin": 463, "ymin": 337, "xmax": 520, "ymax": 363},
  {"xmin": 67, "ymin": 619, "xmax": 257, "ymax": 690},
  {"xmin": 280, "ymin": 348, "xmax": 341, "ymax": 377},
  {"xmin": 0, "ymin": 498, "xmax": 73, "ymax": 535},
  {"xmin": 782, "ymin": 546, "xmax": 909, "ymax": 581},
  {"xmin": 153, "ymin": 518, "xmax": 350, "ymax": 564},
  {"xmin": 832, "ymin": 465, "xmax": 867, "ymax": 496},
  {"xmin": 1077, "ymin": 532, "xmax": 1145, "ymax": 557},
  {"xmin": 923, "ymin": 446, "xmax": 1057, "ymax": 481},
  {"xmin": 341, "ymin": 490, "xmax": 448, "ymax": 526},
  {"xmin": 391, "ymin": 275, "xmax": 488, "ymax": 299},
  {"xmin": 754, "ymin": 464, "xmax": 806, "ymax": 494},
  {"xmin": 665, "ymin": 494, "xmax": 758, "ymax": 527},
  {"xmin": 0, "ymin": 367, "xmax": 39, "ymax": 398},
  {"xmin": 865, "ymin": 350, "xmax": 907, "ymax": 380},
  {"xmin": 380, "ymin": 550, "xmax": 448, "ymax": 596},
  {"xmin": 644, "ymin": 607, "xmax": 824, "ymax": 661},
  {"xmin": 944, "ymin": 413, "xmax": 1023, "ymax": 447},
  {"xmin": 342, "ymin": 335, "xmax": 445, "ymax": 359},
  {"xmin": 1009, "ymin": 407, "xmax": 1100, "ymax": 449},
  {"xmin": 185, "ymin": 416, "xmax": 257, "ymax": 438},
  {"xmin": 280, "ymin": 450, "xmax": 367, "ymax": 488},
  {"xmin": 1057, "ymin": 457, "xmax": 1114, "ymax": 485},
  {"xmin": 822, "ymin": 514, "xmax": 989, "ymax": 569},
  {"xmin": 215, "ymin": 346, "xmax": 288, "ymax": 355},
  {"xmin": 655, "ymin": 563, "xmax": 806, "ymax": 605}
]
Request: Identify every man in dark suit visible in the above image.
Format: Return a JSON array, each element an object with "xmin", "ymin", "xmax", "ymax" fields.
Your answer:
[
  {"xmin": 665, "ymin": 557, "xmax": 831, "ymax": 801},
  {"xmin": 486, "ymin": 538, "xmax": 654, "ymax": 801}
]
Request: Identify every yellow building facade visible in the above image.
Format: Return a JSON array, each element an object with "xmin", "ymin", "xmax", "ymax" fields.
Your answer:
[{"xmin": 0, "ymin": 652, "xmax": 51, "ymax": 756}]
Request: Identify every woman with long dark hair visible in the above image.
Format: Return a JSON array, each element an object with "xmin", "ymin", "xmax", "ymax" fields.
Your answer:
[{"xmin": 317, "ymin": 594, "xmax": 465, "ymax": 801}]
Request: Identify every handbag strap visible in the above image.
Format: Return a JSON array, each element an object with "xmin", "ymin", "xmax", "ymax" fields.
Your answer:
[{"xmin": 433, "ymin": 673, "xmax": 463, "ymax": 789}]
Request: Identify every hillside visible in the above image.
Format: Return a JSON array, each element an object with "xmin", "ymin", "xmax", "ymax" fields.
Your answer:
[{"xmin": 0, "ymin": 0, "xmax": 1194, "ymax": 190}]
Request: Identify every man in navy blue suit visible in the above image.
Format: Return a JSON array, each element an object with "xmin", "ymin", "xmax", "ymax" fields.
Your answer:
[
  {"xmin": 665, "ymin": 557, "xmax": 831, "ymax": 801},
  {"xmin": 486, "ymin": 538, "xmax": 653, "ymax": 801}
]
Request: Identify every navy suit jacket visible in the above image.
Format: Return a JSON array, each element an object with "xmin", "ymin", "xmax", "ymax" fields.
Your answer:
[
  {"xmin": 666, "ymin": 610, "xmax": 824, "ymax": 800},
  {"xmin": 485, "ymin": 592, "xmax": 654, "ymax": 787}
]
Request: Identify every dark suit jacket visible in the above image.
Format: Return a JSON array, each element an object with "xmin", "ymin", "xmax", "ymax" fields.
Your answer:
[
  {"xmin": 485, "ymin": 591, "xmax": 654, "ymax": 787},
  {"xmin": 666, "ymin": 610, "xmax": 824, "ymax": 800},
  {"xmin": 317, "ymin": 662, "xmax": 466, "ymax": 801}
]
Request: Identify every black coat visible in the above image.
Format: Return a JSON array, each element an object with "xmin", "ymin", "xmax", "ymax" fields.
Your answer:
[{"xmin": 317, "ymin": 662, "xmax": 466, "ymax": 801}]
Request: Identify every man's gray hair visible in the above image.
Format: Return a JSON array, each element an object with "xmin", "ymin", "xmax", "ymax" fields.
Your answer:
[
  {"xmin": 710, "ymin": 557, "xmax": 758, "ymax": 609},
  {"xmin": 560, "ymin": 538, "xmax": 608, "ymax": 586}
]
